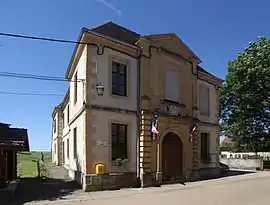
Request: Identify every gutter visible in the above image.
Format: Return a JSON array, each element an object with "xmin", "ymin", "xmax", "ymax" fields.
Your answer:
[
  {"xmin": 65, "ymin": 28, "xmax": 139, "ymax": 79},
  {"xmin": 83, "ymin": 27, "xmax": 139, "ymax": 50},
  {"xmin": 136, "ymin": 49, "xmax": 142, "ymax": 179}
]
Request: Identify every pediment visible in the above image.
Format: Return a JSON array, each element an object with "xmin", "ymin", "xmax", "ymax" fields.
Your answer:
[{"xmin": 145, "ymin": 33, "xmax": 201, "ymax": 63}]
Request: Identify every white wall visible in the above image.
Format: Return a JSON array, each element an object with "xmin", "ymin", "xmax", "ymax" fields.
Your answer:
[
  {"xmin": 91, "ymin": 110, "xmax": 137, "ymax": 173},
  {"xmin": 89, "ymin": 47, "xmax": 138, "ymax": 111},
  {"xmin": 64, "ymin": 44, "xmax": 138, "ymax": 176},
  {"xmin": 52, "ymin": 112, "xmax": 62, "ymax": 165},
  {"xmin": 199, "ymin": 125, "xmax": 219, "ymax": 169},
  {"xmin": 67, "ymin": 112, "xmax": 85, "ymax": 175},
  {"xmin": 52, "ymin": 138, "xmax": 58, "ymax": 164},
  {"xmin": 52, "ymin": 113, "xmax": 59, "ymax": 141},
  {"xmin": 62, "ymin": 131, "xmax": 70, "ymax": 167},
  {"xmin": 220, "ymin": 158, "xmax": 263, "ymax": 170},
  {"xmin": 70, "ymin": 45, "xmax": 87, "ymax": 120},
  {"xmin": 66, "ymin": 44, "xmax": 87, "ymax": 177},
  {"xmin": 197, "ymin": 79, "xmax": 218, "ymax": 124},
  {"xmin": 221, "ymin": 151, "xmax": 270, "ymax": 159},
  {"xmin": 62, "ymin": 103, "xmax": 70, "ymax": 137}
]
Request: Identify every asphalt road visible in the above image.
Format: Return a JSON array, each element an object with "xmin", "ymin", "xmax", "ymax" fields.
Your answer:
[{"xmin": 28, "ymin": 171, "xmax": 270, "ymax": 205}]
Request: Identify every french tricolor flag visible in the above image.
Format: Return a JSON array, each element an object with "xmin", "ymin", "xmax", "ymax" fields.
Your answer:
[
  {"xmin": 189, "ymin": 125, "xmax": 197, "ymax": 142},
  {"xmin": 151, "ymin": 119, "xmax": 159, "ymax": 135},
  {"xmin": 151, "ymin": 124, "xmax": 159, "ymax": 134}
]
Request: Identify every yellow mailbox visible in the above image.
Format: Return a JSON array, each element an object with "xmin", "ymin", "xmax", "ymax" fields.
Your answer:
[{"xmin": 95, "ymin": 163, "xmax": 105, "ymax": 174}]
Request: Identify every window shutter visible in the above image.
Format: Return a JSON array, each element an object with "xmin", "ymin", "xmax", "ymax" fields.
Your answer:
[
  {"xmin": 165, "ymin": 70, "xmax": 180, "ymax": 103},
  {"xmin": 67, "ymin": 139, "xmax": 69, "ymax": 158},
  {"xmin": 119, "ymin": 125, "xmax": 126, "ymax": 143},
  {"xmin": 67, "ymin": 105, "xmax": 69, "ymax": 124},
  {"xmin": 111, "ymin": 124, "xmax": 117, "ymax": 143},
  {"xmin": 73, "ymin": 128, "xmax": 77, "ymax": 159},
  {"xmin": 111, "ymin": 123, "xmax": 127, "ymax": 160},
  {"xmin": 200, "ymin": 133, "xmax": 210, "ymax": 161},
  {"xmin": 199, "ymin": 84, "xmax": 210, "ymax": 115},
  {"xmin": 111, "ymin": 123, "xmax": 117, "ymax": 160},
  {"xmin": 63, "ymin": 112, "xmax": 65, "ymax": 127}
]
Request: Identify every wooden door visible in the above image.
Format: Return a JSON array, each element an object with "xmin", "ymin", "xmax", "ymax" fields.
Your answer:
[
  {"xmin": 0, "ymin": 151, "xmax": 5, "ymax": 179},
  {"xmin": 162, "ymin": 133, "xmax": 183, "ymax": 181},
  {"xmin": 6, "ymin": 151, "xmax": 15, "ymax": 180}
]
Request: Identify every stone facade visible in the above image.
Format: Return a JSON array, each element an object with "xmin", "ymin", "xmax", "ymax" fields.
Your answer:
[
  {"xmin": 83, "ymin": 172, "xmax": 139, "ymax": 191},
  {"xmin": 52, "ymin": 22, "xmax": 223, "ymax": 191}
]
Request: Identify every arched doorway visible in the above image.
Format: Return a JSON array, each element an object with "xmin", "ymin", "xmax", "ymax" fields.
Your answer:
[{"xmin": 162, "ymin": 132, "xmax": 183, "ymax": 181}]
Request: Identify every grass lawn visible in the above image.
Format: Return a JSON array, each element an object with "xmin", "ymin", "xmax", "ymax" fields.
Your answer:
[{"xmin": 17, "ymin": 151, "xmax": 51, "ymax": 178}]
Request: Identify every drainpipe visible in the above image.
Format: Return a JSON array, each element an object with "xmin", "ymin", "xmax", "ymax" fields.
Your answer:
[{"xmin": 136, "ymin": 49, "xmax": 142, "ymax": 179}]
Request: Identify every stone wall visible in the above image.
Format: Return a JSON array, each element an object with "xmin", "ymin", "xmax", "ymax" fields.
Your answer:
[
  {"xmin": 220, "ymin": 158, "xmax": 263, "ymax": 170},
  {"xmin": 83, "ymin": 172, "xmax": 139, "ymax": 192}
]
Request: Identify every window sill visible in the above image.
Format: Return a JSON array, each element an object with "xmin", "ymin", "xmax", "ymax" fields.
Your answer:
[
  {"xmin": 201, "ymin": 158, "xmax": 211, "ymax": 164},
  {"xmin": 161, "ymin": 99, "xmax": 186, "ymax": 107},
  {"xmin": 111, "ymin": 93, "xmax": 129, "ymax": 99},
  {"xmin": 199, "ymin": 112, "xmax": 210, "ymax": 117}
]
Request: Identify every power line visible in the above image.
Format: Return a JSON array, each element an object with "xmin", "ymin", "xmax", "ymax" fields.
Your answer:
[
  {"xmin": 0, "ymin": 31, "xmax": 97, "ymax": 82},
  {"xmin": 0, "ymin": 32, "xmax": 87, "ymax": 45},
  {"xmin": 0, "ymin": 91, "xmax": 64, "ymax": 97},
  {"xmin": 0, "ymin": 71, "xmax": 84, "ymax": 82},
  {"xmin": 0, "ymin": 30, "xmax": 105, "ymax": 56}
]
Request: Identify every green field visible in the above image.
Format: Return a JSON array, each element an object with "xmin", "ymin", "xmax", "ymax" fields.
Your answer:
[{"xmin": 17, "ymin": 151, "xmax": 51, "ymax": 178}]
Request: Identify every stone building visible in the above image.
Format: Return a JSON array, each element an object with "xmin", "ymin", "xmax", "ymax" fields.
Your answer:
[{"xmin": 52, "ymin": 22, "xmax": 223, "ymax": 191}]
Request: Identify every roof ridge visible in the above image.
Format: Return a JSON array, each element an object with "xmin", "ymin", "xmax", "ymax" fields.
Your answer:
[
  {"xmin": 91, "ymin": 21, "xmax": 140, "ymax": 36},
  {"xmin": 90, "ymin": 21, "xmax": 113, "ymax": 31},
  {"xmin": 111, "ymin": 23, "xmax": 140, "ymax": 36}
]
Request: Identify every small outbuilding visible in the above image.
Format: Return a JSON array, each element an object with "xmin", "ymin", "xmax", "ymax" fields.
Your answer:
[{"xmin": 0, "ymin": 122, "xmax": 29, "ymax": 188}]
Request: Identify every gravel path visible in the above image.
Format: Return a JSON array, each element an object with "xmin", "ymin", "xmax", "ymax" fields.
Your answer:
[{"xmin": 46, "ymin": 164, "xmax": 69, "ymax": 180}]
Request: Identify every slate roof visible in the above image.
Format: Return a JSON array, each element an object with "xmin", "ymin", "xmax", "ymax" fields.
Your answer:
[
  {"xmin": 0, "ymin": 122, "xmax": 10, "ymax": 127},
  {"xmin": 197, "ymin": 65, "xmax": 224, "ymax": 82},
  {"xmin": 91, "ymin": 21, "xmax": 140, "ymax": 45},
  {"xmin": 0, "ymin": 124, "xmax": 29, "ymax": 151},
  {"xmin": 90, "ymin": 22, "xmax": 221, "ymax": 81},
  {"xmin": 65, "ymin": 21, "xmax": 221, "ymax": 83}
]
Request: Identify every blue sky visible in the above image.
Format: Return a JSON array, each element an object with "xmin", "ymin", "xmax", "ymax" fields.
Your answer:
[{"xmin": 0, "ymin": 0, "xmax": 268, "ymax": 151}]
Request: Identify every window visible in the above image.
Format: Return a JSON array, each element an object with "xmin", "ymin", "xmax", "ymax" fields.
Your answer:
[
  {"xmin": 53, "ymin": 119, "xmax": 56, "ymax": 133},
  {"xmin": 112, "ymin": 61, "xmax": 127, "ymax": 96},
  {"xmin": 201, "ymin": 133, "xmax": 210, "ymax": 162},
  {"xmin": 164, "ymin": 70, "xmax": 180, "ymax": 103},
  {"xmin": 73, "ymin": 128, "xmax": 77, "ymax": 159},
  {"xmin": 54, "ymin": 143, "xmax": 56, "ymax": 154},
  {"xmin": 63, "ymin": 112, "xmax": 65, "ymax": 128},
  {"xmin": 67, "ymin": 139, "xmax": 69, "ymax": 159},
  {"xmin": 63, "ymin": 141, "xmax": 65, "ymax": 164},
  {"xmin": 199, "ymin": 84, "xmax": 210, "ymax": 116},
  {"xmin": 67, "ymin": 105, "xmax": 69, "ymax": 124},
  {"xmin": 111, "ymin": 123, "xmax": 128, "ymax": 160},
  {"xmin": 74, "ymin": 72, "xmax": 78, "ymax": 104}
]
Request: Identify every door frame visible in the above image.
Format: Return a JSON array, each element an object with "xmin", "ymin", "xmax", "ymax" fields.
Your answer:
[
  {"xmin": 156, "ymin": 129, "xmax": 186, "ymax": 182},
  {"xmin": 162, "ymin": 132, "xmax": 183, "ymax": 180}
]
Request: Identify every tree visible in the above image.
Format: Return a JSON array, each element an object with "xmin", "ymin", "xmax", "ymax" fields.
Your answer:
[
  {"xmin": 220, "ymin": 141, "xmax": 235, "ymax": 152},
  {"xmin": 220, "ymin": 36, "xmax": 270, "ymax": 153}
]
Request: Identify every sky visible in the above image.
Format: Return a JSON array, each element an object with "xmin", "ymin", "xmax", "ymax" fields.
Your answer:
[{"xmin": 0, "ymin": 0, "xmax": 269, "ymax": 151}]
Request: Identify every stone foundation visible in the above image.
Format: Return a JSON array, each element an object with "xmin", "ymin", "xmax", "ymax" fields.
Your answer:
[
  {"xmin": 198, "ymin": 167, "xmax": 220, "ymax": 180},
  {"xmin": 140, "ymin": 172, "xmax": 159, "ymax": 188},
  {"xmin": 83, "ymin": 172, "xmax": 139, "ymax": 192},
  {"xmin": 79, "ymin": 169, "xmax": 220, "ymax": 192}
]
